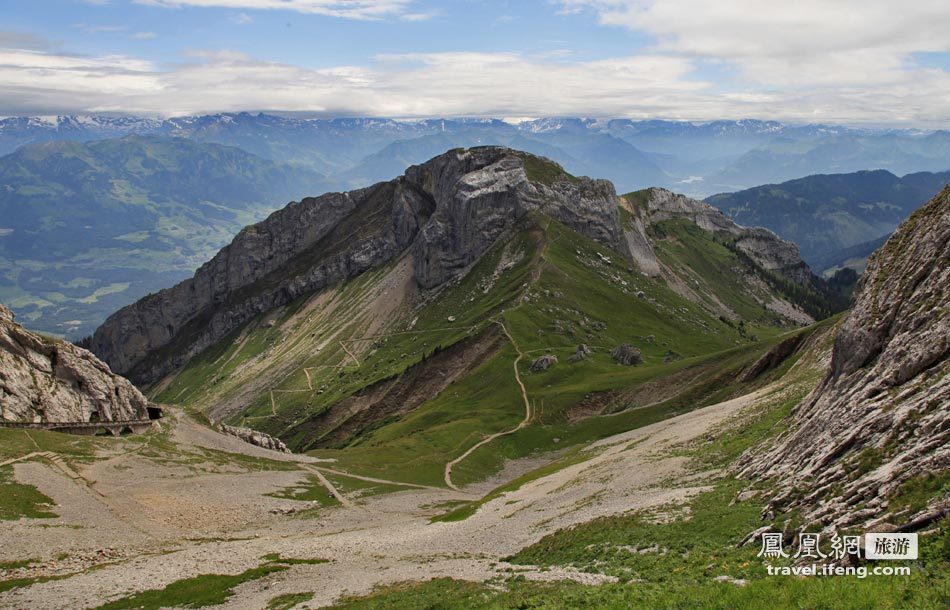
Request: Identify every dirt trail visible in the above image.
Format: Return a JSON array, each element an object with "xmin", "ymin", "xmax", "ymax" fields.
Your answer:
[
  {"xmin": 442, "ymin": 321, "xmax": 532, "ymax": 491},
  {"xmin": 315, "ymin": 466, "xmax": 445, "ymax": 492},
  {"xmin": 303, "ymin": 465, "xmax": 354, "ymax": 508},
  {"xmin": 1, "ymin": 451, "xmax": 88, "ymax": 483}
]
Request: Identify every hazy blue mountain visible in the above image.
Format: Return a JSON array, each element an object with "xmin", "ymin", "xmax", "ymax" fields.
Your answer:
[
  {"xmin": 337, "ymin": 129, "xmax": 668, "ymax": 192},
  {"xmin": 706, "ymin": 169, "xmax": 950, "ymax": 268},
  {"xmin": 705, "ymin": 133, "xmax": 950, "ymax": 193},
  {"xmin": 607, "ymin": 118, "xmax": 785, "ymax": 154},
  {"xmin": 162, "ymin": 113, "xmax": 433, "ymax": 175},
  {"xmin": 334, "ymin": 130, "xmax": 521, "ymax": 187},
  {"xmin": 0, "ymin": 135, "xmax": 327, "ymax": 338},
  {"xmin": 527, "ymin": 131, "xmax": 669, "ymax": 192}
]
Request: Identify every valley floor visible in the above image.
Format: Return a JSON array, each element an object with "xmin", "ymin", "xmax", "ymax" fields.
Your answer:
[{"xmin": 1, "ymin": 385, "xmax": 778, "ymax": 609}]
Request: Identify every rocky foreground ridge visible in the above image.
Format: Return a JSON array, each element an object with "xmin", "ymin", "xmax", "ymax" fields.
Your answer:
[
  {"xmin": 91, "ymin": 147, "xmax": 816, "ymax": 386},
  {"xmin": 0, "ymin": 304, "xmax": 151, "ymax": 423},
  {"xmin": 738, "ymin": 185, "xmax": 949, "ymax": 531}
]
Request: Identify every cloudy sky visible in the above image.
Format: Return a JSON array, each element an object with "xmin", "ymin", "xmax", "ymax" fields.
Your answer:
[{"xmin": 2, "ymin": 0, "xmax": 949, "ymax": 125}]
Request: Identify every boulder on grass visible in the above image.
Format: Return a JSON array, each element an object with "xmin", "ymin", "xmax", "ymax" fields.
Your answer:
[
  {"xmin": 611, "ymin": 344, "xmax": 642, "ymax": 366},
  {"xmin": 530, "ymin": 354, "xmax": 558, "ymax": 372}
]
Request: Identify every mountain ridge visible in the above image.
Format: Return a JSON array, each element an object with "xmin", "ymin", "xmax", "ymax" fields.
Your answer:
[
  {"xmin": 4, "ymin": 113, "xmax": 948, "ymax": 197},
  {"xmin": 92, "ymin": 147, "xmax": 827, "ymax": 408},
  {"xmin": 90, "ymin": 147, "xmax": 627, "ymax": 384}
]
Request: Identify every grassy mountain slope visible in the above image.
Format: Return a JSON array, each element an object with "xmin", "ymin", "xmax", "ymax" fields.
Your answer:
[
  {"xmin": 155, "ymin": 209, "xmax": 810, "ymax": 490},
  {"xmin": 0, "ymin": 135, "xmax": 327, "ymax": 338}
]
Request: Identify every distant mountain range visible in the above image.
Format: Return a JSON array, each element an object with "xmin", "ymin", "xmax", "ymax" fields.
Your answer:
[
  {"xmin": 3, "ymin": 114, "xmax": 947, "ymax": 196},
  {"xmin": 0, "ymin": 135, "xmax": 326, "ymax": 338},
  {"xmin": 706, "ymin": 169, "xmax": 950, "ymax": 270}
]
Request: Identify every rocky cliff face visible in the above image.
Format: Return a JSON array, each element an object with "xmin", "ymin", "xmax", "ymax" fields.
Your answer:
[
  {"xmin": 737, "ymin": 185, "xmax": 949, "ymax": 531},
  {"xmin": 0, "ymin": 304, "xmax": 151, "ymax": 423},
  {"xmin": 407, "ymin": 150, "xmax": 622, "ymax": 287},
  {"xmin": 92, "ymin": 147, "xmax": 624, "ymax": 385}
]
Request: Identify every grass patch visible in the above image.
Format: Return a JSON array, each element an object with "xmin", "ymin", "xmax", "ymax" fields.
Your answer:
[
  {"xmin": 0, "ymin": 558, "xmax": 37, "ymax": 571},
  {"xmin": 267, "ymin": 592, "xmax": 314, "ymax": 610},
  {"xmin": 0, "ymin": 428, "xmax": 98, "ymax": 463},
  {"xmin": 521, "ymin": 154, "xmax": 579, "ymax": 185},
  {"xmin": 0, "ymin": 573, "xmax": 71, "ymax": 595},
  {"xmin": 0, "ymin": 465, "xmax": 57, "ymax": 520},
  {"xmin": 511, "ymin": 479, "xmax": 764, "ymax": 582},
  {"xmin": 328, "ymin": 570, "xmax": 949, "ymax": 610},
  {"xmin": 889, "ymin": 472, "xmax": 950, "ymax": 515},
  {"xmin": 95, "ymin": 564, "xmax": 289, "ymax": 610},
  {"xmin": 267, "ymin": 475, "xmax": 341, "ymax": 508}
]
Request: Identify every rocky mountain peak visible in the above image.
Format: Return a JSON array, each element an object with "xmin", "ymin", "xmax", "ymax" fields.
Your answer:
[{"xmin": 91, "ymin": 147, "xmax": 624, "ymax": 384}]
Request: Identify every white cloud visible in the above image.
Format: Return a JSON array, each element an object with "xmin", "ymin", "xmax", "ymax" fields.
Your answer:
[
  {"xmin": 133, "ymin": 0, "xmax": 415, "ymax": 20},
  {"xmin": 130, "ymin": 31, "xmax": 158, "ymax": 40},
  {"xmin": 555, "ymin": 1, "xmax": 950, "ymax": 86},
  {"xmin": 400, "ymin": 12, "xmax": 436, "ymax": 22},
  {"xmin": 0, "ymin": 49, "xmax": 161, "ymax": 115},
  {"xmin": 73, "ymin": 23, "xmax": 128, "ymax": 34},
  {"xmin": 0, "ymin": 34, "xmax": 948, "ymax": 125}
]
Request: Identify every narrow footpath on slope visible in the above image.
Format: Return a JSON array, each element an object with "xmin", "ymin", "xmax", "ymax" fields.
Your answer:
[{"xmin": 443, "ymin": 320, "xmax": 532, "ymax": 491}]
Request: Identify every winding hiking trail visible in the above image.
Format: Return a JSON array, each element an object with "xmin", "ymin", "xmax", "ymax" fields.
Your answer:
[
  {"xmin": 443, "ymin": 320, "xmax": 532, "ymax": 492},
  {"xmin": 440, "ymin": 228, "xmax": 552, "ymax": 491}
]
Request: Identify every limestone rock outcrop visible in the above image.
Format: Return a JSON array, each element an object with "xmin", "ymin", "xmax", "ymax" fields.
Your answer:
[
  {"xmin": 219, "ymin": 423, "xmax": 290, "ymax": 453},
  {"xmin": 737, "ymin": 185, "xmax": 950, "ymax": 531},
  {"xmin": 0, "ymin": 304, "xmax": 151, "ymax": 423},
  {"xmin": 92, "ymin": 147, "xmax": 625, "ymax": 385}
]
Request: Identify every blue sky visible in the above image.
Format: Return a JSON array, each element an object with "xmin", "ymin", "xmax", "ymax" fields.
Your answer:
[
  {"xmin": 5, "ymin": 1, "xmax": 653, "ymax": 67},
  {"xmin": 1, "ymin": 1, "xmax": 949, "ymax": 125}
]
